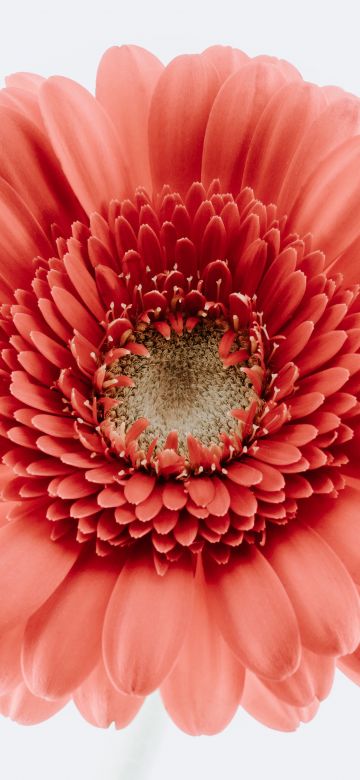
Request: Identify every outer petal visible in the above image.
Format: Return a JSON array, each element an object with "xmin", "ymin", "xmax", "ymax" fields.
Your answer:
[
  {"xmin": 0, "ymin": 106, "xmax": 84, "ymax": 234},
  {"xmin": 241, "ymin": 82, "xmax": 326, "ymax": 204},
  {"xmin": 96, "ymin": 45, "xmax": 163, "ymax": 193},
  {"xmin": 278, "ymin": 96, "xmax": 360, "ymax": 215},
  {"xmin": 265, "ymin": 522, "xmax": 360, "ymax": 655},
  {"xmin": 242, "ymin": 672, "xmax": 318, "ymax": 732},
  {"xmin": 338, "ymin": 643, "xmax": 360, "ymax": 686},
  {"xmin": 0, "ymin": 682, "xmax": 67, "ymax": 725},
  {"xmin": 0, "ymin": 87, "xmax": 45, "ymax": 131},
  {"xmin": 329, "ymin": 233, "xmax": 360, "ymax": 284},
  {"xmin": 0, "ymin": 623, "xmax": 24, "ymax": 694},
  {"xmin": 204, "ymin": 545, "xmax": 301, "ymax": 680},
  {"xmin": 40, "ymin": 76, "xmax": 130, "ymax": 215},
  {"xmin": 263, "ymin": 648, "xmax": 335, "ymax": 707},
  {"xmin": 286, "ymin": 136, "xmax": 360, "ymax": 262},
  {"xmin": 103, "ymin": 549, "xmax": 194, "ymax": 695},
  {"xmin": 5, "ymin": 72, "xmax": 44, "ymax": 92},
  {"xmin": 0, "ymin": 177, "xmax": 52, "ymax": 289},
  {"xmin": 22, "ymin": 554, "xmax": 118, "ymax": 700},
  {"xmin": 74, "ymin": 659, "xmax": 144, "ymax": 729},
  {"xmin": 200, "ymin": 45, "xmax": 249, "ymax": 81},
  {"xmin": 0, "ymin": 516, "xmax": 78, "ymax": 632},
  {"xmin": 253, "ymin": 54, "xmax": 302, "ymax": 81},
  {"xmin": 161, "ymin": 561, "xmax": 245, "ymax": 735},
  {"xmin": 202, "ymin": 60, "xmax": 295, "ymax": 193},
  {"xmin": 149, "ymin": 54, "xmax": 220, "ymax": 195},
  {"xmin": 311, "ymin": 487, "xmax": 360, "ymax": 586}
]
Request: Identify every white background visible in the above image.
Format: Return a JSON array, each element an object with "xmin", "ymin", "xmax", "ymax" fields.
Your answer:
[{"xmin": 0, "ymin": 0, "xmax": 360, "ymax": 778}]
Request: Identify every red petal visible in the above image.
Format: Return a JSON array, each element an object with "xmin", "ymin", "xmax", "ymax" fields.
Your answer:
[
  {"xmin": 124, "ymin": 473, "xmax": 156, "ymax": 505},
  {"xmin": 206, "ymin": 477, "xmax": 230, "ymax": 516},
  {"xmin": 186, "ymin": 476, "xmax": 215, "ymax": 507},
  {"xmin": 250, "ymin": 440, "xmax": 301, "ymax": 466},
  {"xmin": 173, "ymin": 513, "xmax": 199, "ymax": 546},
  {"xmin": 162, "ymin": 482, "xmax": 187, "ymax": 511},
  {"xmin": 226, "ymin": 461, "xmax": 263, "ymax": 487},
  {"xmin": 51, "ymin": 286, "xmax": 102, "ymax": 344},
  {"xmin": 226, "ymin": 481, "xmax": 257, "ymax": 516},
  {"xmin": 135, "ymin": 485, "xmax": 163, "ymax": 522}
]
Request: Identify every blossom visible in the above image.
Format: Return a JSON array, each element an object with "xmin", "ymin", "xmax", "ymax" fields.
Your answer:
[{"xmin": 0, "ymin": 44, "xmax": 359, "ymax": 735}]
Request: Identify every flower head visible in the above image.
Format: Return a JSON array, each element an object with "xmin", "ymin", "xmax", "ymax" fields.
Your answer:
[{"xmin": 0, "ymin": 45, "xmax": 360, "ymax": 734}]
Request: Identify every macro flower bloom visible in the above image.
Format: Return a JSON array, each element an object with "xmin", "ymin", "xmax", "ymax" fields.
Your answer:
[{"xmin": 0, "ymin": 44, "xmax": 360, "ymax": 735}]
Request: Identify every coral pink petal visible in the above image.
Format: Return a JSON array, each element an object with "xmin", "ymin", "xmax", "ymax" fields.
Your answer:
[
  {"xmin": 103, "ymin": 550, "xmax": 194, "ymax": 695},
  {"xmin": 253, "ymin": 54, "xmax": 302, "ymax": 81},
  {"xmin": 200, "ymin": 45, "xmax": 249, "ymax": 81},
  {"xmin": 0, "ymin": 177, "xmax": 51, "ymax": 289},
  {"xmin": 202, "ymin": 60, "xmax": 288, "ymax": 193},
  {"xmin": 0, "ymin": 106, "xmax": 84, "ymax": 234},
  {"xmin": 5, "ymin": 71, "xmax": 44, "ymax": 92},
  {"xmin": 329, "ymin": 233, "xmax": 360, "ymax": 284},
  {"xmin": 278, "ymin": 96, "xmax": 360, "ymax": 214},
  {"xmin": 40, "ymin": 76, "xmax": 130, "ymax": 215},
  {"xmin": 161, "ymin": 562, "xmax": 244, "ymax": 735},
  {"xmin": 265, "ymin": 522, "xmax": 360, "ymax": 655},
  {"xmin": 287, "ymin": 136, "xmax": 360, "ymax": 262},
  {"xmin": 263, "ymin": 648, "xmax": 335, "ymax": 707},
  {"xmin": 311, "ymin": 488, "xmax": 360, "ymax": 586},
  {"xmin": 96, "ymin": 45, "xmax": 163, "ymax": 193},
  {"xmin": 204, "ymin": 546, "xmax": 301, "ymax": 680},
  {"xmin": 0, "ymin": 516, "xmax": 78, "ymax": 632},
  {"xmin": 242, "ymin": 672, "xmax": 315, "ymax": 732},
  {"xmin": 0, "ymin": 87, "xmax": 45, "ymax": 131},
  {"xmin": 74, "ymin": 659, "xmax": 144, "ymax": 729},
  {"xmin": 242, "ymin": 82, "xmax": 326, "ymax": 204},
  {"xmin": 22, "ymin": 554, "xmax": 118, "ymax": 700},
  {"xmin": 149, "ymin": 54, "xmax": 220, "ymax": 195},
  {"xmin": 0, "ymin": 623, "xmax": 24, "ymax": 694},
  {"xmin": 337, "ymin": 644, "xmax": 360, "ymax": 686},
  {"xmin": 0, "ymin": 682, "xmax": 67, "ymax": 725},
  {"xmin": 0, "ymin": 45, "xmax": 360, "ymax": 738}
]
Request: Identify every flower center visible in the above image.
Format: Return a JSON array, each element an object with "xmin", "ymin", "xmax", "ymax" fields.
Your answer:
[{"xmin": 103, "ymin": 321, "xmax": 258, "ymax": 458}]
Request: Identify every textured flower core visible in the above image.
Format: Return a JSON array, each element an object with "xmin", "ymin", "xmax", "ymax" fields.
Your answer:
[{"xmin": 100, "ymin": 321, "xmax": 259, "ymax": 461}]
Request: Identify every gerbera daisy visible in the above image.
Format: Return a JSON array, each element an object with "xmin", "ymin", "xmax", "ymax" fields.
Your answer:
[{"xmin": 0, "ymin": 44, "xmax": 360, "ymax": 735}]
